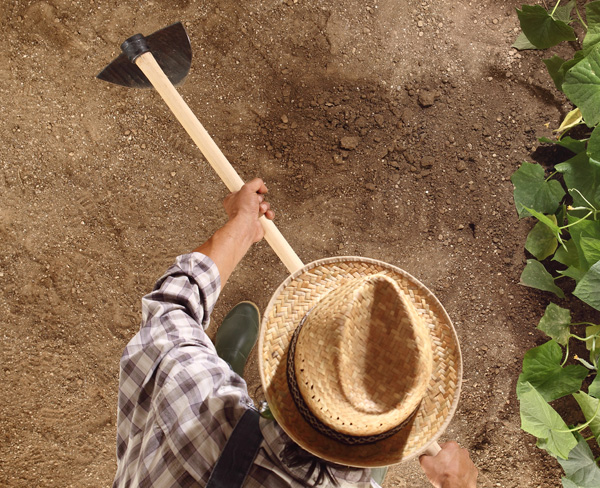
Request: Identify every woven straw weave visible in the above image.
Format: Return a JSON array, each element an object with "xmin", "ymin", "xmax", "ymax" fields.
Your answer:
[
  {"xmin": 258, "ymin": 257, "xmax": 462, "ymax": 467},
  {"xmin": 293, "ymin": 274, "xmax": 433, "ymax": 436}
]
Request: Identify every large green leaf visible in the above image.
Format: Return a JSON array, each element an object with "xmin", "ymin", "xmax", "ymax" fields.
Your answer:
[
  {"xmin": 574, "ymin": 261, "xmax": 600, "ymax": 310},
  {"xmin": 580, "ymin": 235, "xmax": 600, "ymax": 264},
  {"xmin": 526, "ymin": 216, "xmax": 559, "ymax": 260},
  {"xmin": 523, "ymin": 206, "xmax": 563, "ymax": 236},
  {"xmin": 573, "ymin": 392, "xmax": 600, "ymax": 442},
  {"xmin": 558, "ymin": 432, "xmax": 600, "ymax": 487},
  {"xmin": 568, "ymin": 217, "xmax": 600, "ymax": 271},
  {"xmin": 539, "ymin": 136, "xmax": 587, "ymax": 155},
  {"xmin": 563, "ymin": 46, "xmax": 600, "ymax": 127},
  {"xmin": 589, "ymin": 372, "xmax": 600, "ymax": 398},
  {"xmin": 517, "ymin": 5, "xmax": 576, "ymax": 49},
  {"xmin": 512, "ymin": 162, "xmax": 565, "ymax": 217},
  {"xmin": 554, "ymin": 239, "xmax": 581, "ymax": 268},
  {"xmin": 585, "ymin": 325, "xmax": 600, "ymax": 356},
  {"xmin": 583, "ymin": 1, "xmax": 600, "ymax": 55},
  {"xmin": 513, "ymin": 31, "xmax": 538, "ymax": 50},
  {"xmin": 558, "ymin": 266, "xmax": 587, "ymax": 283},
  {"xmin": 556, "ymin": 152, "xmax": 600, "ymax": 210},
  {"xmin": 537, "ymin": 303, "xmax": 572, "ymax": 345},
  {"xmin": 545, "ymin": 55, "xmax": 569, "ymax": 90},
  {"xmin": 544, "ymin": 54, "xmax": 588, "ymax": 93},
  {"xmin": 519, "ymin": 382, "xmax": 578, "ymax": 459},
  {"xmin": 517, "ymin": 340, "xmax": 588, "ymax": 402},
  {"xmin": 520, "ymin": 259, "xmax": 566, "ymax": 298}
]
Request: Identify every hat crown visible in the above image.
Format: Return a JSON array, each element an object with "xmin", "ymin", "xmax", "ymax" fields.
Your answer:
[{"xmin": 294, "ymin": 274, "xmax": 433, "ymax": 437}]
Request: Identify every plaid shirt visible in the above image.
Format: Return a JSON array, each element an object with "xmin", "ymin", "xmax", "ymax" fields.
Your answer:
[{"xmin": 113, "ymin": 252, "xmax": 379, "ymax": 488}]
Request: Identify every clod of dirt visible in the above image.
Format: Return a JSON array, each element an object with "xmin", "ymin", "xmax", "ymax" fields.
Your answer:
[
  {"xmin": 421, "ymin": 156, "xmax": 435, "ymax": 169},
  {"xmin": 456, "ymin": 159, "xmax": 467, "ymax": 172},
  {"xmin": 418, "ymin": 89, "xmax": 438, "ymax": 107},
  {"xmin": 340, "ymin": 136, "xmax": 360, "ymax": 150}
]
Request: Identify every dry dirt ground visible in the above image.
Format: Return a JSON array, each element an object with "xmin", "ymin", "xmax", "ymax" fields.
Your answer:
[{"xmin": 1, "ymin": 0, "xmax": 592, "ymax": 486}]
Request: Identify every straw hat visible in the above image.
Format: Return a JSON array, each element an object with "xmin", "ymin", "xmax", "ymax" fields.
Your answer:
[{"xmin": 258, "ymin": 257, "xmax": 462, "ymax": 467}]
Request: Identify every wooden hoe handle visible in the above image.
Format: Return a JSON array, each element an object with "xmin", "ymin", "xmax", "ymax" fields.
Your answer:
[
  {"xmin": 424, "ymin": 442, "xmax": 442, "ymax": 456},
  {"xmin": 134, "ymin": 51, "xmax": 305, "ymax": 274}
]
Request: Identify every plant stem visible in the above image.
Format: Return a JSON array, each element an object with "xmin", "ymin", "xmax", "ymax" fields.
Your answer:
[
  {"xmin": 570, "ymin": 333, "xmax": 600, "ymax": 341},
  {"xmin": 576, "ymin": 5, "xmax": 588, "ymax": 30},
  {"xmin": 571, "ymin": 322, "xmax": 600, "ymax": 327},
  {"xmin": 554, "ymin": 400, "xmax": 600, "ymax": 433},
  {"xmin": 551, "ymin": 0, "xmax": 561, "ymax": 17},
  {"xmin": 560, "ymin": 210, "xmax": 594, "ymax": 230},
  {"xmin": 562, "ymin": 340, "xmax": 570, "ymax": 367},
  {"xmin": 545, "ymin": 171, "xmax": 558, "ymax": 182},
  {"xmin": 569, "ymin": 189, "xmax": 598, "ymax": 213}
]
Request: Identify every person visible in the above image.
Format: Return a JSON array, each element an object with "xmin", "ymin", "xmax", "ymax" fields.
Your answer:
[{"xmin": 112, "ymin": 178, "xmax": 478, "ymax": 488}]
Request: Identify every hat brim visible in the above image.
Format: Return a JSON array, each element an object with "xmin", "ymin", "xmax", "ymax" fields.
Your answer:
[{"xmin": 258, "ymin": 257, "xmax": 462, "ymax": 467}]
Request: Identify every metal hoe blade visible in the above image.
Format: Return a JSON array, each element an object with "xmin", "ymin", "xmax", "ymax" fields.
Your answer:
[{"xmin": 96, "ymin": 22, "xmax": 191, "ymax": 88}]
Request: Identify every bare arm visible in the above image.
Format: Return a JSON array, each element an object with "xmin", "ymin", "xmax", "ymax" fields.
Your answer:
[{"xmin": 194, "ymin": 178, "xmax": 274, "ymax": 288}]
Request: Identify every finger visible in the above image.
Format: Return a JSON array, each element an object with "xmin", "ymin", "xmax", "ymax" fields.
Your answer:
[
  {"xmin": 257, "ymin": 194, "xmax": 265, "ymax": 204},
  {"xmin": 245, "ymin": 178, "xmax": 268, "ymax": 194},
  {"xmin": 265, "ymin": 209, "xmax": 275, "ymax": 220},
  {"xmin": 259, "ymin": 201, "xmax": 271, "ymax": 215}
]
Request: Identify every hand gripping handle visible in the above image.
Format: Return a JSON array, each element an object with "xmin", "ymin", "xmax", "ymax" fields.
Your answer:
[{"xmin": 134, "ymin": 51, "xmax": 304, "ymax": 274}]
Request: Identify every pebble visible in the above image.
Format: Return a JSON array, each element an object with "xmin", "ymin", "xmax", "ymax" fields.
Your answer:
[
  {"xmin": 281, "ymin": 114, "xmax": 289, "ymax": 124},
  {"xmin": 418, "ymin": 90, "xmax": 436, "ymax": 107},
  {"xmin": 340, "ymin": 136, "xmax": 360, "ymax": 150},
  {"xmin": 365, "ymin": 183, "xmax": 376, "ymax": 191},
  {"xmin": 421, "ymin": 156, "xmax": 434, "ymax": 169},
  {"xmin": 456, "ymin": 160, "xmax": 467, "ymax": 172}
]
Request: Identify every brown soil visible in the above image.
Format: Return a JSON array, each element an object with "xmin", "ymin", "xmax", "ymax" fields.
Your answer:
[{"xmin": 1, "ymin": 0, "xmax": 590, "ymax": 486}]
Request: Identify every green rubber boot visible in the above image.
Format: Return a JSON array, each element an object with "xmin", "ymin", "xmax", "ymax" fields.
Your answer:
[{"xmin": 215, "ymin": 301, "xmax": 260, "ymax": 378}]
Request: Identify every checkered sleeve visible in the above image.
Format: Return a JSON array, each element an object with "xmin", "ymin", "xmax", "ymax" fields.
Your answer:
[{"xmin": 113, "ymin": 252, "xmax": 252, "ymax": 487}]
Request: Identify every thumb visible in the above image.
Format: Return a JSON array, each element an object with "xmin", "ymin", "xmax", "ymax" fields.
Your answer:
[
  {"xmin": 419, "ymin": 454, "xmax": 441, "ymax": 488},
  {"xmin": 419, "ymin": 453, "xmax": 434, "ymax": 470}
]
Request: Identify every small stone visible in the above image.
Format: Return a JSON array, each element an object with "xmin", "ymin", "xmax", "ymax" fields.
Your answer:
[
  {"xmin": 421, "ymin": 156, "xmax": 434, "ymax": 169},
  {"xmin": 417, "ymin": 20, "xmax": 424, "ymax": 27},
  {"xmin": 456, "ymin": 160, "xmax": 467, "ymax": 172},
  {"xmin": 492, "ymin": 18, "xmax": 499, "ymax": 24},
  {"xmin": 365, "ymin": 183, "xmax": 376, "ymax": 191},
  {"xmin": 340, "ymin": 136, "xmax": 360, "ymax": 150},
  {"xmin": 332, "ymin": 154, "xmax": 343, "ymax": 165},
  {"xmin": 338, "ymin": 243, "xmax": 345, "ymax": 250},
  {"xmin": 281, "ymin": 114, "xmax": 289, "ymax": 124},
  {"xmin": 418, "ymin": 90, "xmax": 437, "ymax": 107},
  {"xmin": 171, "ymin": 171, "xmax": 176, "ymax": 177}
]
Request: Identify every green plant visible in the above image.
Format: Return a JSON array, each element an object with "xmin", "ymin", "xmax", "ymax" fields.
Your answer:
[{"xmin": 512, "ymin": 1, "xmax": 600, "ymax": 485}]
